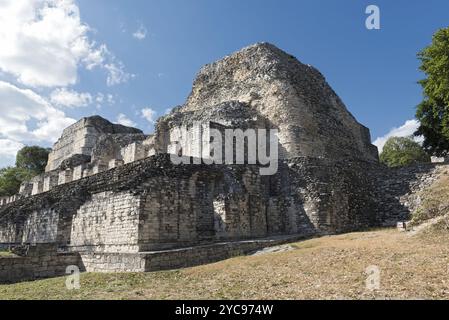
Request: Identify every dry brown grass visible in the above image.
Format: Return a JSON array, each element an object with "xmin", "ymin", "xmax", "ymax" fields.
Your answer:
[{"xmin": 1, "ymin": 228, "xmax": 449, "ymax": 300}]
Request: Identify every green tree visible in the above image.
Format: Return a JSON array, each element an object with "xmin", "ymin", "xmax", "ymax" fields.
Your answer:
[
  {"xmin": 416, "ymin": 27, "xmax": 449, "ymax": 156},
  {"xmin": 380, "ymin": 136, "xmax": 430, "ymax": 168},
  {"xmin": 0, "ymin": 167, "xmax": 34, "ymax": 197},
  {"xmin": 15, "ymin": 146, "xmax": 50, "ymax": 174},
  {"xmin": 0, "ymin": 146, "xmax": 49, "ymax": 197}
]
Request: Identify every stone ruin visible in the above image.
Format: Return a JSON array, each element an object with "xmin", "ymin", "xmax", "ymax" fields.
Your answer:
[{"xmin": 0, "ymin": 43, "xmax": 441, "ymax": 282}]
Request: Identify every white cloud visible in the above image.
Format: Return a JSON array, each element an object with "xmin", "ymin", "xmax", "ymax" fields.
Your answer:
[
  {"xmin": 96, "ymin": 93, "xmax": 105, "ymax": 104},
  {"xmin": 0, "ymin": 0, "xmax": 132, "ymax": 87},
  {"xmin": 0, "ymin": 139, "xmax": 24, "ymax": 158},
  {"xmin": 50, "ymin": 88, "xmax": 93, "ymax": 108},
  {"xmin": 141, "ymin": 108, "xmax": 156, "ymax": 124},
  {"xmin": 0, "ymin": 81, "xmax": 76, "ymax": 146},
  {"xmin": 116, "ymin": 113, "xmax": 136, "ymax": 127},
  {"xmin": 373, "ymin": 119, "xmax": 422, "ymax": 153},
  {"xmin": 105, "ymin": 62, "xmax": 134, "ymax": 86},
  {"xmin": 107, "ymin": 94, "xmax": 116, "ymax": 105},
  {"xmin": 133, "ymin": 24, "xmax": 147, "ymax": 40}
]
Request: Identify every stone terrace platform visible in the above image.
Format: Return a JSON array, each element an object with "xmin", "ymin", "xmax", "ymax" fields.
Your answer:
[{"xmin": 78, "ymin": 234, "xmax": 313, "ymax": 273}]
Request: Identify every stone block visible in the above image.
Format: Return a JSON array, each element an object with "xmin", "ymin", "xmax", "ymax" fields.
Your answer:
[
  {"xmin": 397, "ymin": 221, "xmax": 407, "ymax": 232},
  {"xmin": 72, "ymin": 165, "xmax": 86, "ymax": 181},
  {"xmin": 19, "ymin": 182, "xmax": 33, "ymax": 197},
  {"xmin": 45, "ymin": 116, "xmax": 142, "ymax": 172},
  {"xmin": 122, "ymin": 142, "xmax": 147, "ymax": 164},
  {"xmin": 82, "ymin": 168, "xmax": 92, "ymax": 178},
  {"xmin": 109, "ymin": 159, "xmax": 125, "ymax": 169},
  {"xmin": 431, "ymin": 156, "xmax": 447, "ymax": 164},
  {"xmin": 43, "ymin": 173, "xmax": 59, "ymax": 192},
  {"xmin": 31, "ymin": 180, "xmax": 44, "ymax": 196},
  {"xmin": 147, "ymin": 148, "xmax": 156, "ymax": 157},
  {"xmin": 8, "ymin": 195, "xmax": 17, "ymax": 204},
  {"xmin": 92, "ymin": 162, "xmax": 108, "ymax": 175},
  {"xmin": 58, "ymin": 169, "xmax": 73, "ymax": 185}
]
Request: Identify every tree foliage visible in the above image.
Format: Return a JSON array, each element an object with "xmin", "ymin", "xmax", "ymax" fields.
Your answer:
[
  {"xmin": 416, "ymin": 27, "xmax": 449, "ymax": 156},
  {"xmin": 0, "ymin": 167, "xmax": 34, "ymax": 197},
  {"xmin": 15, "ymin": 146, "xmax": 50, "ymax": 174},
  {"xmin": 0, "ymin": 146, "xmax": 49, "ymax": 197},
  {"xmin": 380, "ymin": 136, "xmax": 430, "ymax": 168}
]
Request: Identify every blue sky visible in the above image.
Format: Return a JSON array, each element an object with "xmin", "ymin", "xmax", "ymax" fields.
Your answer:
[{"xmin": 0, "ymin": 0, "xmax": 448, "ymax": 167}]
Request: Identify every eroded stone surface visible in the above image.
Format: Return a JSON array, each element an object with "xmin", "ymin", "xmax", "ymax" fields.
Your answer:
[
  {"xmin": 0, "ymin": 43, "xmax": 426, "ymax": 280},
  {"xmin": 179, "ymin": 43, "xmax": 378, "ymax": 161},
  {"xmin": 45, "ymin": 116, "xmax": 143, "ymax": 172}
]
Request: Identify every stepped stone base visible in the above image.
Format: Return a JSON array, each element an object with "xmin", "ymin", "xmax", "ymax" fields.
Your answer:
[{"xmin": 79, "ymin": 234, "xmax": 312, "ymax": 273}]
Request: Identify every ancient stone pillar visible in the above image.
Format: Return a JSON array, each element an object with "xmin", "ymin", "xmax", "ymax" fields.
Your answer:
[
  {"xmin": 32, "ymin": 179, "xmax": 44, "ymax": 195},
  {"xmin": 8, "ymin": 195, "xmax": 17, "ymax": 204},
  {"xmin": 72, "ymin": 165, "xmax": 86, "ymax": 181},
  {"xmin": 43, "ymin": 173, "xmax": 59, "ymax": 192},
  {"xmin": 122, "ymin": 142, "xmax": 146, "ymax": 164},
  {"xmin": 82, "ymin": 168, "xmax": 92, "ymax": 178},
  {"xmin": 92, "ymin": 162, "xmax": 108, "ymax": 175},
  {"xmin": 0, "ymin": 197, "xmax": 8, "ymax": 206},
  {"xmin": 109, "ymin": 159, "xmax": 125, "ymax": 169},
  {"xmin": 19, "ymin": 182, "xmax": 33, "ymax": 197},
  {"xmin": 58, "ymin": 169, "xmax": 73, "ymax": 185}
]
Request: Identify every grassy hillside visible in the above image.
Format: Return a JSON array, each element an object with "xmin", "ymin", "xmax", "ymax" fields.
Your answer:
[{"xmin": 1, "ymin": 227, "xmax": 449, "ymax": 300}]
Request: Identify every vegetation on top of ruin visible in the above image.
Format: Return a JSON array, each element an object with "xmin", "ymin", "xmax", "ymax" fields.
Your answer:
[
  {"xmin": 0, "ymin": 146, "xmax": 49, "ymax": 197},
  {"xmin": 380, "ymin": 136, "xmax": 430, "ymax": 168}
]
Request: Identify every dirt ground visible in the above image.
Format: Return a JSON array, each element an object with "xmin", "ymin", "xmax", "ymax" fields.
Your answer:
[{"xmin": 1, "ymin": 226, "xmax": 448, "ymax": 300}]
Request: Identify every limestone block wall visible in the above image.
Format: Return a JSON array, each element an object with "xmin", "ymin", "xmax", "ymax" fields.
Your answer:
[
  {"xmin": 137, "ymin": 167, "xmax": 267, "ymax": 251},
  {"xmin": 46, "ymin": 123, "xmax": 100, "ymax": 172},
  {"xmin": 70, "ymin": 191, "xmax": 142, "ymax": 253},
  {"xmin": 79, "ymin": 252, "xmax": 146, "ymax": 273},
  {"xmin": 0, "ymin": 152, "xmax": 443, "ymax": 279},
  {"xmin": 142, "ymin": 235, "xmax": 306, "ymax": 272},
  {"xmin": 211, "ymin": 169, "xmax": 270, "ymax": 240},
  {"xmin": 0, "ymin": 219, "xmax": 16, "ymax": 244},
  {"xmin": 21, "ymin": 209, "xmax": 59, "ymax": 244},
  {"xmin": 0, "ymin": 245, "xmax": 82, "ymax": 284},
  {"xmin": 157, "ymin": 101, "xmax": 271, "ymax": 163},
  {"xmin": 43, "ymin": 172, "xmax": 59, "ymax": 192},
  {"xmin": 19, "ymin": 182, "xmax": 33, "ymax": 197},
  {"xmin": 0, "ymin": 154, "xmax": 387, "ymax": 253},
  {"xmin": 58, "ymin": 169, "xmax": 73, "ymax": 185},
  {"xmin": 78, "ymin": 234, "xmax": 310, "ymax": 273},
  {"xmin": 122, "ymin": 142, "xmax": 148, "ymax": 164},
  {"xmin": 31, "ymin": 176, "xmax": 44, "ymax": 195},
  {"xmin": 139, "ymin": 177, "xmax": 199, "ymax": 250},
  {"xmin": 45, "ymin": 116, "xmax": 143, "ymax": 172},
  {"xmin": 371, "ymin": 163, "xmax": 447, "ymax": 225},
  {"xmin": 281, "ymin": 158, "xmax": 380, "ymax": 234},
  {"xmin": 182, "ymin": 43, "xmax": 379, "ymax": 162}
]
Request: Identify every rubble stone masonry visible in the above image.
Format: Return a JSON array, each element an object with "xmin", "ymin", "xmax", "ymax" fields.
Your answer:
[{"xmin": 0, "ymin": 43, "xmax": 441, "ymax": 282}]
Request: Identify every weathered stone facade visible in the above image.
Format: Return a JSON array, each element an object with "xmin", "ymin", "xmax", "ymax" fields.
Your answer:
[
  {"xmin": 0, "ymin": 43, "xmax": 433, "ymax": 282},
  {"xmin": 45, "ymin": 116, "xmax": 143, "ymax": 172},
  {"xmin": 181, "ymin": 43, "xmax": 378, "ymax": 162},
  {"xmin": 0, "ymin": 244, "xmax": 81, "ymax": 284}
]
